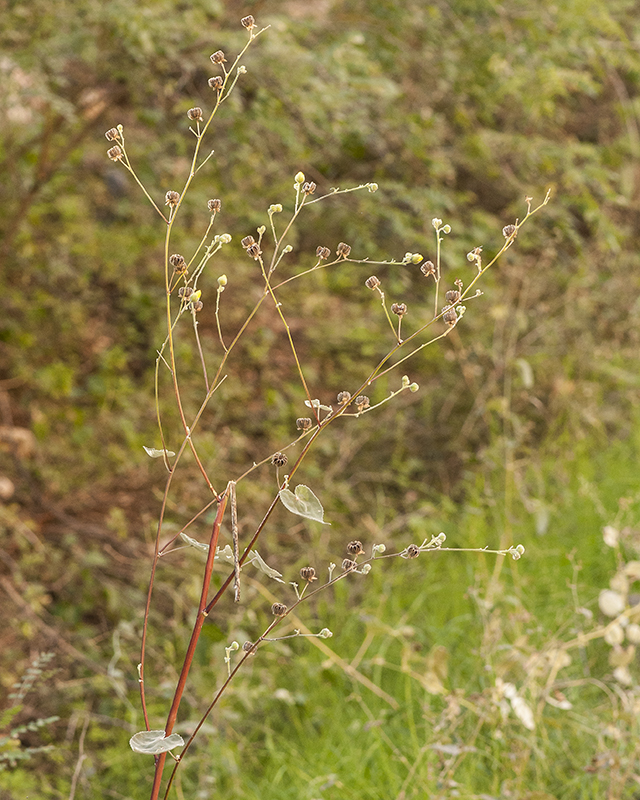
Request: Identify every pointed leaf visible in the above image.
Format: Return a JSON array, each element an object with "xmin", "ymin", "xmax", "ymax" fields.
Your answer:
[
  {"xmin": 129, "ymin": 730, "xmax": 184, "ymax": 754},
  {"xmin": 180, "ymin": 533, "xmax": 210, "ymax": 552},
  {"xmin": 248, "ymin": 551, "xmax": 285, "ymax": 582},
  {"xmin": 143, "ymin": 446, "xmax": 176, "ymax": 458},
  {"xmin": 279, "ymin": 485, "xmax": 330, "ymax": 524}
]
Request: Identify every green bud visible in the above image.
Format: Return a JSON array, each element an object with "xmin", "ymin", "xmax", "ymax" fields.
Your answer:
[
  {"xmin": 318, "ymin": 628, "xmax": 333, "ymax": 639},
  {"xmin": 238, "ymin": 65, "xmax": 247, "ymax": 74},
  {"xmin": 191, "ymin": 290, "xmax": 202, "ymax": 302},
  {"xmin": 220, "ymin": 233, "xmax": 232, "ymax": 244},
  {"xmin": 432, "ymin": 218, "xmax": 442, "ymax": 229},
  {"xmin": 409, "ymin": 383, "xmax": 419, "ymax": 393},
  {"xmin": 269, "ymin": 203, "xmax": 283, "ymax": 214},
  {"xmin": 401, "ymin": 375, "xmax": 410, "ymax": 388},
  {"xmin": 367, "ymin": 182, "xmax": 378, "ymax": 193},
  {"xmin": 283, "ymin": 245, "xmax": 293, "ymax": 253},
  {"xmin": 257, "ymin": 225, "xmax": 266, "ymax": 235},
  {"xmin": 442, "ymin": 224, "xmax": 451, "ymax": 234},
  {"xmin": 294, "ymin": 171, "xmax": 305, "ymax": 184},
  {"xmin": 411, "ymin": 253, "xmax": 423, "ymax": 264},
  {"xmin": 217, "ymin": 274, "xmax": 228, "ymax": 287}
]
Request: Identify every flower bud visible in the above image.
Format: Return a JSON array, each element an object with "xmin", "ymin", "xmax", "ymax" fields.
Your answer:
[
  {"xmin": 217, "ymin": 274, "xmax": 228, "ymax": 287},
  {"xmin": 367, "ymin": 182, "xmax": 378, "ymax": 193},
  {"xmin": 269, "ymin": 204, "xmax": 283, "ymax": 214},
  {"xmin": 294, "ymin": 171, "xmax": 305, "ymax": 184}
]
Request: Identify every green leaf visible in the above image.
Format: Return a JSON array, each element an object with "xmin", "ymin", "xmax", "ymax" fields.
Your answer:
[
  {"xmin": 143, "ymin": 446, "xmax": 176, "ymax": 458},
  {"xmin": 279, "ymin": 485, "xmax": 330, "ymax": 524},
  {"xmin": 129, "ymin": 730, "xmax": 184, "ymax": 755}
]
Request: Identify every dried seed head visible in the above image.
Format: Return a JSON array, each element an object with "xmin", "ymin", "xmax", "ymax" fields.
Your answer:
[
  {"xmin": 442, "ymin": 307, "xmax": 458, "ymax": 326},
  {"xmin": 208, "ymin": 76, "xmax": 224, "ymax": 90},
  {"xmin": 391, "ymin": 302, "xmax": 407, "ymax": 316},
  {"xmin": 241, "ymin": 235, "xmax": 256, "ymax": 248},
  {"xmin": 208, "ymin": 198, "xmax": 222, "ymax": 213},
  {"xmin": 187, "ymin": 107, "xmax": 203, "ymax": 121},
  {"xmin": 347, "ymin": 540, "xmax": 365, "ymax": 556},
  {"xmin": 105, "ymin": 127, "xmax": 119, "ymax": 141},
  {"xmin": 107, "ymin": 145, "xmax": 123, "ymax": 161},
  {"xmin": 296, "ymin": 417, "xmax": 313, "ymax": 431},
  {"xmin": 210, "ymin": 50, "xmax": 226, "ymax": 64},
  {"xmin": 178, "ymin": 286, "xmax": 194, "ymax": 299},
  {"xmin": 271, "ymin": 602, "xmax": 288, "ymax": 617},
  {"xmin": 169, "ymin": 253, "xmax": 186, "ymax": 269},
  {"xmin": 421, "ymin": 260, "xmax": 436, "ymax": 277},
  {"xmin": 316, "ymin": 246, "xmax": 331, "ymax": 260},
  {"xmin": 242, "ymin": 641, "xmax": 257, "ymax": 653},
  {"xmin": 165, "ymin": 190, "xmax": 180, "ymax": 207},
  {"xmin": 300, "ymin": 566, "xmax": 317, "ymax": 582},
  {"xmin": 241, "ymin": 14, "xmax": 256, "ymax": 29},
  {"xmin": 502, "ymin": 224, "xmax": 517, "ymax": 239},
  {"xmin": 445, "ymin": 290, "xmax": 461, "ymax": 304},
  {"xmin": 336, "ymin": 242, "xmax": 352, "ymax": 258},
  {"xmin": 302, "ymin": 181, "xmax": 316, "ymax": 195},
  {"xmin": 271, "ymin": 452, "xmax": 288, "ymax": 468},
  {"xmin": 246, "ymin": 243, "xmax": 262, "ymax": 259},
  {"xmin": 406, "ymin": 544, "xmax": 420, "ymax": 559},
  {"xmin": 365, "ymin": 275, "xmax": 381, "ymax": 290},
  {"xmin": 191, "ymin": 300, "xmax": 204, "ymax": 312},
  {"xmin": 342, "ymin": 558, "xmax": 358, "ymax": 572},
  {"xmin": 337, "ymin": 391, "xmax": 351, "ymax": 405},
  {"xmin": 355, "ymin": 395, "xmax": 370, "ymax": 411}
]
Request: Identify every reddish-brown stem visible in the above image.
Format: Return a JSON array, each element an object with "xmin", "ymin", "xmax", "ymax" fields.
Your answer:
[{"xmin": 149, "ymin": 491, "xmax": 229, "ymax": 800}]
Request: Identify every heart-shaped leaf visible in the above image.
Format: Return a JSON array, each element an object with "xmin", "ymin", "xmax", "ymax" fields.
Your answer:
[
  {"xmin": 279, "ymin": 485, "xmax": 330, "ymax": 524},
  {"xmin": 129, "ymin": 730, "xmax": 184, "ymax": 754}
]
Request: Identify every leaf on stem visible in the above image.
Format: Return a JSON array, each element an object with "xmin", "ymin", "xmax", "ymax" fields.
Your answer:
[
  {"xmin": 279, "ymin": 485, "xmax": 330, "ymax": 524},
  {"xmin": 179, "ymin": 535, "xmax": 285, "ymax": 582},
  {"xmin": 129, "ymin": 730, "xmax": 184, "ymax": 754},
  {"xmin": 143, "ymin": 446, "xmax": 176, "ymax": 458}
]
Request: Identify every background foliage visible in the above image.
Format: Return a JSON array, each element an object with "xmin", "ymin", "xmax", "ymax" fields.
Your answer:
[{"xmin": 2, "ymin": 0, "xmax": 640, "ymax": 797}]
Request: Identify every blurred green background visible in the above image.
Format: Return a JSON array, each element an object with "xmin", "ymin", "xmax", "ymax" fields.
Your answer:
[{"xmin": 2, "ymin": 0, "xmax": 640, "ymax": 797}]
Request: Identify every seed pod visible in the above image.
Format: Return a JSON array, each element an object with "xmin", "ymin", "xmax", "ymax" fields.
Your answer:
[
  {"xmin": 210, "ymin": 50, "xmax": 226, "ymax": 64},
  {"xmin": 165, "ymin": 190, "xmax": 180, "ymax": 207},
  {"xmin": 208, "ymin": 198, "xmax": 222, "ymax": 212},
  {"xmin": 391, "ymin": 303, "xmax": 407, "ymax": 316},
  {"xmin": 105, "ymin": 127, "xmax": 119, "ymax": 141},
  {"xmin": 365, "ymin": 276, "xmax": 380, "ymax": 290},
  {"xmin": 355, "ymin": 395, "xmax": 370, "ymax": 412},
  {"xmin": 178, "ymin": 286, "xmax": 194, "ymax": 299},
  {"xmin": 242, "ymin": 641, "xmax": 257, "ymax": 653},
  {"xmin": 336, "ymin": 242, "xmax": 352, "ymax": 258},
  {"xmin": 296, "ymin": 417, "xmax": 313, "ymax": 431},
  {"xmin": 316, "ymin": 246, "xmax": 331, "ymax": 260},
  {"xmin": 420, "ymin": 260, "xmax": 436, "ymax": 277},
  {"xmin": 191, "ymin": 300, "xmax": 204, "ymax": 312},
  {"xmin": 302, "ymin": 181, "xmax": 316, "ymax": 195},
  {"xmin": 246, "ymin": 243, "xmax": 262, "ymax": 259},
  {"xmin": 241, "ymin": 15, "xmax": 256, "ymax": 29},
  {"xmin": 107, "ymin": 145, "xmax": 123, "ymax": 161},
  {"xmin": 445, "ymin": 290, "xmax": 461, "ymax": 303},
  {"xmin": 187, "ymin": 107, "xmax": 203, "ymax": 121},
  {"xmin": 271, "ymin": 602, "xmax": 287, "ymax": 617},
  {"xmin": 337, "ymin": 391, "xmax": 351, "ymax": 405},
  {"xmin": 169, "ymin": 254, "xmax": 187, "ymax": 274},
  {"xmin": 271, "ymin": 452, "xmax": 288, "ymax": 467},
  {"xmin": 502, "ymin": 224, "xmax": 517, "ymax": 239},
  {"xmin": 241, "ymin": 235, "xmax": 256, "ymax": 248},
  {"xmin": 347, "ymin": 540, "xmax": 364, "ymax": 556},
  {"xmin": 300, "ymin": 566, "xmax": 317, "ymax": 582},
  {"xmin": 406, "ymin": 544, "xmax": 420, "ymax": 559},
  {"xmin": 208, "ymin": 76, "xmax": 223, "ymax": 90},
  {"xmin": 442, "ymin": 307, "xmax": 458, "ymax": 326},
  {"xmin": 342, "ymin": 559, "xmax": 357, "ymax": 572}
]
